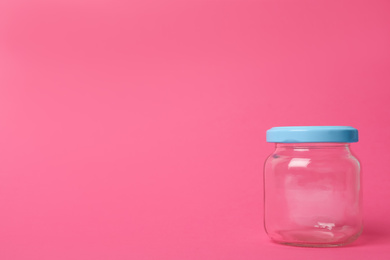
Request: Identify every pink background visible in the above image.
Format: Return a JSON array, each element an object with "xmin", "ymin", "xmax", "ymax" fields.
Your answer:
[{"xmin": 1, "ymin": 0, "xmax": 390, "ymax": 259}]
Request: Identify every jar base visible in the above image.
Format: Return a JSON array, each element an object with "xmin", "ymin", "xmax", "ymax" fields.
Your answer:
[{"xmin": 270, "ymin": 227, "xmax": 362, "ymax": 247}]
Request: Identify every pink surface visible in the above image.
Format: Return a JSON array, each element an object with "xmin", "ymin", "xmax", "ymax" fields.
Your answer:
[{"xmin": 0, "ymin": 0, "xmax": 390, "ymax": 259}]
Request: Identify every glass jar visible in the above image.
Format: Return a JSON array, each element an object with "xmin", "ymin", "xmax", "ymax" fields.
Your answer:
[{"xmin": 264, "ymin": 126, "xmax": 362, "ymax": 247}]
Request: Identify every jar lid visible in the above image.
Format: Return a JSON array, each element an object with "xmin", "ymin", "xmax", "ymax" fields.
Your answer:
[{"xmin": 266, "ymin": 126, "xmax": 358, "ymax": 143}]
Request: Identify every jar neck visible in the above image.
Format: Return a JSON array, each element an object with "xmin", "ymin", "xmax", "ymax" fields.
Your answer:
[{"xmin": 274, "ymin": 143, "xmax": 352, "ymax": 155}]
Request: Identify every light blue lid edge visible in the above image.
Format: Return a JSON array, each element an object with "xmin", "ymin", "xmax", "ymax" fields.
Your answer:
[{"xmin": 266, "ymin": 126, "xmax": 358, "ymax": 143}]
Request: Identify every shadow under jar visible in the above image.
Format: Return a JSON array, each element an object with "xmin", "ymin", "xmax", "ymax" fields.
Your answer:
[{"xmin": 264, "ymin": 126, "xmax": 362, "ymax": 247}]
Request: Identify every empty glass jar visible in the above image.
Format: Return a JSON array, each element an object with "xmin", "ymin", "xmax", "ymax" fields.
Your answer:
[{"xmin": 264, "ymin": 126, "xmax": 362, "ymax": 247}]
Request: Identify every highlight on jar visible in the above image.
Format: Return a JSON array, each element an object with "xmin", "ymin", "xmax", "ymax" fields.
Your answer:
[{"xmin": 263, "ymin": 126, "xmax": 362, "ymax": 247}]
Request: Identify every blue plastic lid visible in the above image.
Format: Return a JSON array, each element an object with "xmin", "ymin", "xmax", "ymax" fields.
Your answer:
[{"xmin": 266, "ymin": 126, "xmax": 358, "ymax": 143}]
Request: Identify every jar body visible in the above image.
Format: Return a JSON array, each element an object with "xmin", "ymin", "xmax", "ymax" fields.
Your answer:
[{"xmin": 264, "ymin": 143, "xmax": 362, "ymax": 247}]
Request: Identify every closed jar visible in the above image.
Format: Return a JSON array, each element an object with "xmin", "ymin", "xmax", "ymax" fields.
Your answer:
[{"xmin": 264, "ymin": 126, "xmax": 362, "ymax": 247}]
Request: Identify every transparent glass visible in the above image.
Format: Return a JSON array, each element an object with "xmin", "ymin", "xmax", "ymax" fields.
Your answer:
[{"xmin": 264, "ymin": 143, "xmax": 362, "ymax": 247}]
